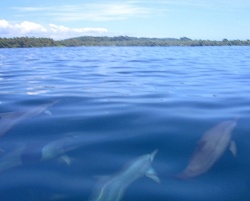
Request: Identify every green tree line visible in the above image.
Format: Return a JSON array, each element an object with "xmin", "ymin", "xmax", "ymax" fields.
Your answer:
[
  {"xmin": 0, "ymin": 37, "xmax": 57, "ymax": 48},
  {"xmin": 59, "ymin": 36, "xmax": 250, "ymax": 46},
  {"xmin": 1, "ymin": 36, "xmax": 250, "ymax": 48}
]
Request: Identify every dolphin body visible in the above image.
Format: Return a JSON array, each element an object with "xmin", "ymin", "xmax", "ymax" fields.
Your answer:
[
  {"xmin": 0, "ymin": 135, "xmax": 86, "ymax": 173},
  {"xmin": 177, "ymin": 119, "xmax": 237, "ymax": 179},
  {"xmin": 88, "ymin": 150, "xmax": 160, "ymax": 201},
  {"xmin": 0, "ymin": 101, "xmax": 57, "ymax": 137}
]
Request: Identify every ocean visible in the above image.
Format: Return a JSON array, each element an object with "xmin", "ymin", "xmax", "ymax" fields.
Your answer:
[{"xmin": 0, "ymin": 46, "xmax": 250, "ymax": 201}]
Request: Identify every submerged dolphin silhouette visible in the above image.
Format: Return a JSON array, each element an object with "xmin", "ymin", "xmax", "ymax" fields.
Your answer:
[
  {"xmin": 177, "ymin": 119, "xmax": 237, "ymax": 179},
  {"xmin": 88, "ymin": 150, "xmax": 160, "ymax": 201},
  {"xmin": 0, "ymin": 101, "xmax": 57, "ymax": 137},
  {"xmin": 0, "ymin": 135, "xmax": 86, "ymax": 172}
]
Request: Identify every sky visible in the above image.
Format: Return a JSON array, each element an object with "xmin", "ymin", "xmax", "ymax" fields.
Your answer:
[{"xmin": 1, "ymin": 0, "xmax": 250, "ymax": 40}]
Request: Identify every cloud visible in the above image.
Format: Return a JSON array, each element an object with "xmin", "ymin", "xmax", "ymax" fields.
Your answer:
[
  {"xmin": 0, "ymin": 20, "xmax": 10, "ymax": 28},
  {"xmin": 0, "ymin": 19, "xmax": 108, "ymax": 39},
  {"xmin": 17, "ymin": 21, "xmax": 47, "ymax": 34},
  {"xmin": 0, "ymin": 20, "xmax": 46, "ymax": 35},
  {"xmin": 48, "ymin": 24, "xmax": 108, "ymax": 39},
  {"xmin": 12, "ymin": 2, "xmax": 149, "ymax": 22},
  {"xmin": 49, "ymin": 24, "xmax": 107, "ymax": 34}
]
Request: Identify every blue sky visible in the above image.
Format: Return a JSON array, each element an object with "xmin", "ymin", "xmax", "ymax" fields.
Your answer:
[{"xmin": 1, "ymin": 0, "xmax": 250, "ymax": 40}]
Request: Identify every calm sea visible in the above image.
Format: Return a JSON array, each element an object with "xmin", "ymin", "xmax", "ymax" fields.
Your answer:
[{"xmin": 0, "ymin": 46, "xmax": 250, "ymax": 201}]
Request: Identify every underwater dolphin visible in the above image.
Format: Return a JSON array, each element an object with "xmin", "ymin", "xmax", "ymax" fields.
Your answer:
[
  {"xmin": 88, "ymin": 150, "xmax": 160, "ymax": 201},
  {"xmin": 0, "ymin": 101, "xmax": 57, "ymax": 137},
  {"xmin": 0, "ymin": 135, "xmax": 86, "ymax": 172},
  {"xmin": 177, "ymin": 119, "xmax": 237, "ymax": 179}
]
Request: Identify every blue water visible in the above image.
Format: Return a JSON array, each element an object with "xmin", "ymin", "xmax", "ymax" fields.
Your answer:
[{"xmin": 0, "ymin": 46, "xmax": 250, "ymax": 201}]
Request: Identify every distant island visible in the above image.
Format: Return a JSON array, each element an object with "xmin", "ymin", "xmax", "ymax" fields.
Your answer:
[{"xmin": 1, "ymin": 36, "xmax": 250, "ymax": 48}]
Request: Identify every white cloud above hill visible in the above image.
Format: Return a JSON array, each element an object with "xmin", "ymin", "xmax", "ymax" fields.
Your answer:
[{"xmin": 0, "ymin": 19, "xmax": 108, "ymax": 40}]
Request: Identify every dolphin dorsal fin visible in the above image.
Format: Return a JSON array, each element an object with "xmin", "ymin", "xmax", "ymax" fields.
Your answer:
[
  {"xmin": 146, "ymin": 150, "xmax": 160, "ymax": 183},
  {"xmin": 44, "ymin": 110, "xmax": 52, "ymax": 116},
  {"xmin": 229, "ymin": 140, "xmax": 237, "ymax": 157},
  {"xmin": 60, "ymin": 154, "xmax": 71, "ymax": 165},
  {"xmin": 150, "ymin": 149, "xmax": 158, "ymax": 162}
]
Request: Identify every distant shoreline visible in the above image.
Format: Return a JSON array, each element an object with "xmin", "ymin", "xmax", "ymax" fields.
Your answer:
[{"xmin": 1, "ymin": 36, "xmax": 250, "ymax": 48}]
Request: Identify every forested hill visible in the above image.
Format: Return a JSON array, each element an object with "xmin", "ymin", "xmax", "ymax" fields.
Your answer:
[
  {"xmin": 1, "ymin": 36, "xmax": 250, "ymax": 48},
  {"xmin": 59, "ymin": 36, "xmax": 250, "ymax": 46}
]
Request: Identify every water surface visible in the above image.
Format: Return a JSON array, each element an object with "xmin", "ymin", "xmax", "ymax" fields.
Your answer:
[{"xmin": 0, "ymin": 46, "xmax": 250, "ymax": 201}]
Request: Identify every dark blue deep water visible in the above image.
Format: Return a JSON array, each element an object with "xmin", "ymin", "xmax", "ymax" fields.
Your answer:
[{"xmin": 0, "ymin": 46, "xmax": 250, "ymax": 201}]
